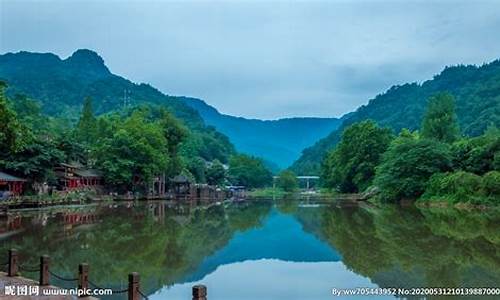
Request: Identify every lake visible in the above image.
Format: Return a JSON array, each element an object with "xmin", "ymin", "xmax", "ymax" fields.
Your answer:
[{"xmin": 1, "ymin": 199, "xmax": 499, "ymax": 299}]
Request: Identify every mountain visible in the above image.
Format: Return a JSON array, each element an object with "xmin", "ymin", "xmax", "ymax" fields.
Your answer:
[
  {"xmin": 0, "ymin": 49, "xmax": 234, "ymax": 163},
  {"xmin": 0, "ymin": 50, "xmax": 202, "ymax": 123},
  {"xmin": 182, "ymin": 98, "xmax": 342, "ymax": 169},
  {"xmin": 0, "ymin": 49, "xmax": 340, "ymax": 169},
  {"xmin": 291, "ymin": 60, "xmax": 500, "ymax": 175}
]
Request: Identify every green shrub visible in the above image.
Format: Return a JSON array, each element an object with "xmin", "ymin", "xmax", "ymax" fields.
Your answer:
[
  {"xmin": 277, "ymin": 170, "xmax": 299, "ymax": 192},
  {"xmin": 422, "ymin": 171, "xmax": 482, "ymax": 203},
  {"xmin": 374, "ymin": 136, "xmax": 452, "ymax": 202},
  {"xmin": 482, "ymin": 171, "xmax": 500, "ymax": 198},
  {"xmin": 451, "ymin": 128, "xmax": 500, "ymax": 174}
]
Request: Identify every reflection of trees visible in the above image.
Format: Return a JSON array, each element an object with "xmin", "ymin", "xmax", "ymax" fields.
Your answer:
[
  {"xmin": 226, "ymin": 201, "xmax": 272, "ymax": 232},
  {"xmin": 275, "ymin": 198, "xmax": 299, "ymax": 215},
  {"xmin": 320, "ymin": 205, "xmax": 500, "ymax": 290},
  {"xmin": 0, "ymin": 201, "xmax": 271, "ymax": 298}
]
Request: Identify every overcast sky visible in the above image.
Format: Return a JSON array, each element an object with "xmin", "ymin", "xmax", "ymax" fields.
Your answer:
[{"xmin": 1, "ymin": 0, "xmax": 500, "ymax": 119}]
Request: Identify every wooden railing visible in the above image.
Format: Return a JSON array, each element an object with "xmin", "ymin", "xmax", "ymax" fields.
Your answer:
[{"xmin": 1, "ymin": 249, "xmax": 208, "ymax": 299}]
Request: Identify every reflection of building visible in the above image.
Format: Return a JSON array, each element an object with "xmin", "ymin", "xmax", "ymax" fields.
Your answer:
[
  {"xmin": 61, "ymin": 211, "xmax": 98, "ymax": 225},
  {"xmin": 0, "ymin": 214, "xmax": 23, "ymax": 239},
  {"xmin": 149, "ymin": 202, "xmax": 166, "ymax": 224},
  {"xmin": 227, "ymin": 186, "xmax": 246, "ymax": 199},
  {"xmin": 55, "ymin": 162, "xmax": 103, "ymax": 190},
  {"xmin": 0, "ymin": 171, "xmax": 26, "ymax": 198}
]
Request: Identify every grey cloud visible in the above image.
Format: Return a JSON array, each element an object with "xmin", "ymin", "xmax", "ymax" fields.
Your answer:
[{"xmin": 1, "ymin": 0, "xmax": 500, "ymax": 119}]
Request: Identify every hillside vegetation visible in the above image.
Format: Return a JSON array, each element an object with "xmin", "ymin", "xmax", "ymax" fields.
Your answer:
[
  {"xmin": 0, "ymin": 49, "xmax": 235, "ymax": 166},
  {"xmin": 321, "ymin": 93, "xmax": 499, "ymax": 205},
  {"xmin": 291, "ymin": 60, "xmax": 500, "ymax": 174}
]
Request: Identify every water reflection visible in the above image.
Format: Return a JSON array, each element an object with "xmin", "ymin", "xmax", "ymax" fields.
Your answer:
[
  {"xmin": 317, "ymin": 205, "xmax": 500, "ymax": 293},
  {"xmin": 1, "ymin": 200, "xmax": 499, "ymax": 299}
]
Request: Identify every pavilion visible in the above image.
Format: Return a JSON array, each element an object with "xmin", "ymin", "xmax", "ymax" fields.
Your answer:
[{"xmin": 0, "ymin": 171, "xmax": 27, "ymax": 197}]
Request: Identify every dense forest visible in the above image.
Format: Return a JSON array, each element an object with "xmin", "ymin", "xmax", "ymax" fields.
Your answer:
[
  {"xmin": 292, "ymin": 59, "xmax": 500, "ymax": 175},
  {"xmin": 0, "ymin": 51, "xmax": 275, "ymax": 192},
  {"xmin": 321, "ymin": 93, "xmax": 499, "ymax": 205}
]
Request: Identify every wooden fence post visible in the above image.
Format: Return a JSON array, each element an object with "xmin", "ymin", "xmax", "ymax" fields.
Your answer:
[
  {"xmin": 8, "ymin": 249, "xmax": 18, "ymax": 277},
  {"xmin": 128, "ymin": 272, "xmax": 140, "ymax": 300},
  {"xmin": 40, "ymin": 255, "xmax": 50, "ymax": 286},
  {"xmin": 192, "ymin": 285, "xmax": 207, "ymax": 300},
  {"xmin": 78, "ymin": 263, "xmax": 89, "ymax": 296}
]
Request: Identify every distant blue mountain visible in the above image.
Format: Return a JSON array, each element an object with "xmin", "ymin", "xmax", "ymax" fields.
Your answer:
[
  {"xmin": 182, "ymin": 98, "xmax": 342, "ymax": 169},
  {"xmin": 182, "ymin": 208, "xmax": 341, "ymax": 283}
]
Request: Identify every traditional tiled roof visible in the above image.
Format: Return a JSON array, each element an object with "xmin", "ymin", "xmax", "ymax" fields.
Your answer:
[
  {"xmin": 60, "ymin": 161, "xmax": 84, "ymax": 169},
  {"xmin": 0, "ymin": 171, "xmax": 26, "ymax": 182},
  {"xmin": 73, "ymin": 169, "xmax": 103, "ymax": 178}
]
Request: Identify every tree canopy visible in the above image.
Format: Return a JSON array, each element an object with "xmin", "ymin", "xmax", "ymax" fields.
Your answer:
[
  {"xmin": 76, "ymin": 96, "xmax": 97, "ymax": 145},
  {"xmin": 206, "ymin": 160, "xmax": 226, "ymax": 186},
  {"xmin": 421, "ymin": 92, "xmax": 460, "ymax": 143},
  {"xmin": 0, "ymin": 82, "xmax": 26, "ymax": 153},
  {"xmin": 374, "ymin": 134, "xmax": 453, "ymax": 202},
  {"xmin": 277, "ymin": 170, "xmax": 299, "ymax": 192},
  {"xmin": 322, "ymin": 120, "xmax": 393, "ymax": 193},
  {"xmin": 228, "ymin": 154, "xmax": 272, "ymax": 188}
]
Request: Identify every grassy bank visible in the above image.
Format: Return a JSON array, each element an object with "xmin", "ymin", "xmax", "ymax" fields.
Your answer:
[
  {"xmin": 248, "ymin": 187, "xmax": 288, "ymax": 198},
  {"xmin": 248, "ymin": 187, "xmax": 338, "ymax": 199}
]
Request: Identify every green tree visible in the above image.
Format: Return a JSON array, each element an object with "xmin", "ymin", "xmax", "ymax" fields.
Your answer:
[
  {"xmin": 76, "ymin": 97, "xmax": 97, "ymax": 144},
  {"xmin": 0, "ymin": 81, "xmax": 26, "ymax": 153},
  {"xmin": 422, "ymin": 171, "xmax": 482, "ymax": 203},
  {"xmin": 10, "ymin": 94, "xmax": 45, "ymax": 131},
  {"xmin": 228, "ymin": 154, "xmax": 272, "ymax": 188},
  {"xmin": 482, "ymin": 171, "xmax": 500, "ymax": 199},
  {"xmin": 185, "ymin": 156, "xmax": 207, "ymax": 183},
  {"xmin": 450, "ymin": 126, "xmax": 500, "ymax": 175},
  {"xmin": 2, "ymin": 137, "xmax": 64, "ymax": 185},
  {"xmin": 206, "ymin": 160, "xmax": 226, "ymax": 186},
  {"xmin": 157, "ymin": 108, "xmax": 187, "ymax": 178},
  {"xmin": 374, "ymin": 133, "xmax": 452, "ymax": 202},
  {"xmin": 277, "ymin": 170, "xmax": 299, "ymax": 192},
  {"xmin": 93, "ymin": 112, "xmax": 168, "ymax": 190},
  {"xmin": 321, "ymin": 120, "xmax": 393, "ymax": 192},
  {"xmin": 421, "ymin": 93, "xmax": 460, "ymax": 143}
]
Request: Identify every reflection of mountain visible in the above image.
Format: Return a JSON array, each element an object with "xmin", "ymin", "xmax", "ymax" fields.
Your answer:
[{"xmin": 183, "ymin": 208, "xmax": 341, "ymax": 283}]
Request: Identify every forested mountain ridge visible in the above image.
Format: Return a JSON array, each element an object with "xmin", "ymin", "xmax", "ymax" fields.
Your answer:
[
  {"xmin": 291, "ymin": 59, "xmax": 500, "ymax": 175},
  {"xmin": 182, "ymin": 97, "xmax": 342, "ymax": 168},
  {"xmin": 0, "ymin": 49, "xmax": 201, "ymax": 124},
  {"xmin": 0, "ymin": 49, "xmax": 340, "ymax": 169},
  {"xmin": 0, "ymin": 49, "xmax": 234, "ymax": 163}
]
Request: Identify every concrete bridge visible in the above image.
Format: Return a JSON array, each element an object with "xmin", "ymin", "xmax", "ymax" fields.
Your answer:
[{"xmin": 273, "ymin": 175, "xmax": 320, "ymax": 190}]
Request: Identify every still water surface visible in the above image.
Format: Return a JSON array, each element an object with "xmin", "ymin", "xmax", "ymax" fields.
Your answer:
[{"xmin": 1, "ymin": 200, "xmax": 499, "ymax": 299}]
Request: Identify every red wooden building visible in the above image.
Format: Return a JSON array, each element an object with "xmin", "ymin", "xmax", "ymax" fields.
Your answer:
[
  {"xmin": 0, "ymin": 171, "xmax": 26, "ymax": 196},
  {"xmin": 55, "ymin": 162, "xmax": 103, "ymax": 190}
]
